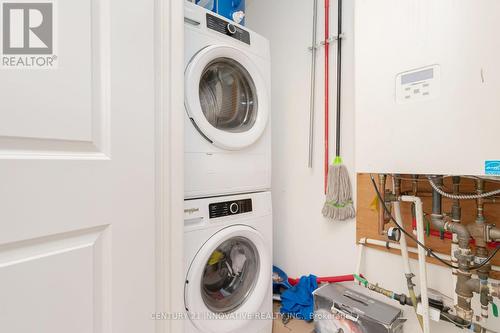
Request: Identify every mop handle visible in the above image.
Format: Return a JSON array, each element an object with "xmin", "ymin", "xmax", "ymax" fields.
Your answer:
[
  {"xmin": 324, "ymin": 0, "xmax": 330, "ymax": 194},
  {"xmin": 336, "ymin": 0, "xmax": 342, "ymax": 157}
]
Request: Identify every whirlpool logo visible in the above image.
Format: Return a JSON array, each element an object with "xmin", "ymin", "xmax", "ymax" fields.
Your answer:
[
  {"xmin": 1, "ymin": 0, "xmax": 57, "ymax": 68},
  {"xmin": 485, "ymin": 161, "xmax": 500, "ymax": 175}
]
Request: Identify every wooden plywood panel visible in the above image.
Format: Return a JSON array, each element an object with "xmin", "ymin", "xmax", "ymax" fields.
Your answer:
[{"xmin": 356, "ymin": 173, "xmax": 500, "ymax": 280}]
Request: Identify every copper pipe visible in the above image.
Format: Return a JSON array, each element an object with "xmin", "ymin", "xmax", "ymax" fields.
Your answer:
[
  {"xmin": 476, "ymin": 178, "xmax": 485, "ymax": 224},
  {"xmin": 411, "ymin": 175, "xmax": 418, "ymax": 196},
  {"xmin": 452, "ymin": 176, "xmax": 461, "ymax": 223},
  {"xmin": 378, "ymin": 174, "xmax": 387, "ymax": 235}
]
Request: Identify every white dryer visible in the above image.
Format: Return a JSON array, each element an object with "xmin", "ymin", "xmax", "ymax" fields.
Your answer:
[
  {"xmin": 184, "ymin": 192, "xmax": 273, "ymax": 333},
  {"xmin": 184, "ymin": 1, "xmax": 271, "ymax": 199}
]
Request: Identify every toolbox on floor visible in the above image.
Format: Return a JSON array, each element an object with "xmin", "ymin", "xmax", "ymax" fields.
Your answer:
[{"xmin": 313, "ymin": 283, "xmax": 406, "ymax": 333}]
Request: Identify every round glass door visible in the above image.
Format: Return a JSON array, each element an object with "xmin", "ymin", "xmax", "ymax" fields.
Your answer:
[
  {"xmin": 199, "ymin": 58, "xmax": 258, "ymax": 133},
  {"xmin": 184, "ymin": 225, "xmax": 271, "ymax": 333},
  {"xmin": 201, "ymin": 236, "xmax": 259, "ymax": 313},
  {"xmin": 185, "ymin": 45, "xmax": 269, "ymax": 150}
]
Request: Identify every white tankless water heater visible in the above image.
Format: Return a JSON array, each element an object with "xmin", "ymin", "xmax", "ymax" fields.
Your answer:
[{"xmin": 355, "ymin": 0, "xmax": 500, "ymax": 176}]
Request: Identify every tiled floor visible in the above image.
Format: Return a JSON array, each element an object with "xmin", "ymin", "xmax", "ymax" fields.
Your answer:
[{"xmin": 272, "ymin": 302, "xmax": 315, "ymax": 333}]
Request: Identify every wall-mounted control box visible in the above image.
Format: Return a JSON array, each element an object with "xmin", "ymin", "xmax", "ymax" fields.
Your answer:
[
  {"xmin": 355, "ymin": 0, "xmax": 500, "ymax": 175},
  {"xmin": 396, "ymin": 65, "xmax": 440, "ymax": 104}
]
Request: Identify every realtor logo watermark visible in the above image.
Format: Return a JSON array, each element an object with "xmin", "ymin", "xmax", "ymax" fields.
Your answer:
[{"xmin": 1, "ymin": 0, "xmax": 57, "ymax": 68}]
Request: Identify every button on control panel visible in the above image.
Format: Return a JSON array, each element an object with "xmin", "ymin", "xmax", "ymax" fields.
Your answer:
[{"xmin": 209, "ymin": 199, "xmax": 252, "ymax": 219}]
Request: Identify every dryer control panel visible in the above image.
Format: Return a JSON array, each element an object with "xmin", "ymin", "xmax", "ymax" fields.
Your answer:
[
  {"xmin": 209, "ymin": 198, "xmax": 252, "ymax": 218},
  {"xmin": 206, "ymin": 13, "xmax": 250, "ymax": 45}
]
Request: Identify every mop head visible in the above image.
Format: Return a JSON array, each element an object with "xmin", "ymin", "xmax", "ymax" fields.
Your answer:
[{"xmin": 322, "ymin": 157, "xmax": 356, "ymax": 221}]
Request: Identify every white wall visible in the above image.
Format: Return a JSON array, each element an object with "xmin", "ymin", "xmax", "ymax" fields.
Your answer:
[
  {"xmin": 246, "ymin": 1, "xmax": 500, "ymax": 332},
  {"xmin": 246, "ymin": 0, "xmax": 357, "ymax": 278}
]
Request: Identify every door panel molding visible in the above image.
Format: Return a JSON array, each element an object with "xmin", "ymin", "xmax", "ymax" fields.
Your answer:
[
  {"xmin": 0, "ymin": 225, "xmax": 111, "ymax": 332},
  {"xmin": 155, "ymin": 0, "xmax": 184, "ymax": 332},
  {"xmin": 0, "ymin": 0, "xmax": 111, "ymax": 160}
]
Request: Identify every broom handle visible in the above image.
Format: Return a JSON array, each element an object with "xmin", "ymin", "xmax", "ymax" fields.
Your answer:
[{"xmin": 336, "ymin": 0, "xmax": 342, "ymax": 157}]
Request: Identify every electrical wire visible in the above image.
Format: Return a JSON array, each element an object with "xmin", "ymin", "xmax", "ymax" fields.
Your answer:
[
  {"xmin": 371, "ymin": 175, "xmax": 500, "ymax": 271},
  {"xmin": 440, "ymin": 312, "xmax": 470, "ymax": 328}
]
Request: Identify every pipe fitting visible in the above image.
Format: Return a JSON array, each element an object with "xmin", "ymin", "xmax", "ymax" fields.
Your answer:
[
  {"xmin": 464, "ymin": 278, "xmax": 481, "ymax": 294},
  {"xmin": 455, "ymin": 300, "xmax": 474, "ymax": 322},
  {"xmin": 489, "ymin": 226, "xmax": 500, "ymax": 241},
  {"xmin": 429, "ymin": 178, "xmax": 472, "ymax": 247},
  {"xmin": 490, "ymin": 282, "xmax": 500, "ymax": 298},
  {"xmin": 445, "ymin": 221, "xmax": 471, "ymax": 250},
  {"xmin": 468, "ymin": 223, "xmax": 487, "ymax": 248},
  {"xmin": 456, "ymin": 271, "xmax": 474, "ymax": 298}
]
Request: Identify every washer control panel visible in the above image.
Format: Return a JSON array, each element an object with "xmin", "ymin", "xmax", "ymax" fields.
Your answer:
[{"xmin": 209, "ymin": 198, "xmax": 252, "ymax": 219}]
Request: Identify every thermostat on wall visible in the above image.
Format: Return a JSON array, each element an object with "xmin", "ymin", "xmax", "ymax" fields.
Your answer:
[{"xmin": 396, "ymin": 65, "xmax": 440, "ymax": 104}]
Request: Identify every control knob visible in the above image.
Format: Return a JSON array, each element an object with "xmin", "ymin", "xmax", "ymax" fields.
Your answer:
[{"xmin": 229, "ymin": 202, "xmax": 239, "ymax": 214}]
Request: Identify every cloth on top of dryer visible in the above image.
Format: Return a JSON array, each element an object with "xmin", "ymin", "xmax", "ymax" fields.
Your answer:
[{"xmin": 280, "ymin": 274, "xmax": 318, "ymax": 321}]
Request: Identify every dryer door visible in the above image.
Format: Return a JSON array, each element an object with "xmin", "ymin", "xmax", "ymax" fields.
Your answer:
[
  {"xmin": 184, "ymin": 225, "xmax": 271, "ymax": 333},
  {"xmin": 185, "ymin": 45, "xmax": 269, "ymax": 150}
]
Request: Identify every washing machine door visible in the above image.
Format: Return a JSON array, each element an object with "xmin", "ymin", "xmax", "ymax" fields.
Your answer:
[
  {"xmin": 185, "ymin": 45, "xmax": 269, "ymax": 150},
  {"xmin": 184, "ymin": 225, "xmax": 271, "ymax": 333}
]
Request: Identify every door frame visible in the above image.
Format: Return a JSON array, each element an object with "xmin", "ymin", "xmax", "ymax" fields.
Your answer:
[{"xmin": 155, "ymin": 0, "xmax": 184, "ymax": 332}]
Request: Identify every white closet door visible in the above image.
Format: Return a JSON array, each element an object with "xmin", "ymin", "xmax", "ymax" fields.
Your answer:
[{"xmin": 0, "ymin": 0, "xmax": 157, "ymax": 332}]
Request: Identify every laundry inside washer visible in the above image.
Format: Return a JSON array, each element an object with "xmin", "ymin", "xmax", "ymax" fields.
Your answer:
[{"xmin": 202, "ymin": 236, "xmax": 259, "ymax": 313}]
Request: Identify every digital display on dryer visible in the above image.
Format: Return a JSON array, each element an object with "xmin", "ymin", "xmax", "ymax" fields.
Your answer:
[{"xmin": 209, "ymin": 199, "xmax": 252, "ymax": 219}]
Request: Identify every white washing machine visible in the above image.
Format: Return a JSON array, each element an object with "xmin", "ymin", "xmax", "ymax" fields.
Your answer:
[
  {"xmin": 184, "ymin": 1, "xmax": 271, "ymax": 199},
  {"xmin": 184, "ymin": 192, "xmax": 273, "ymax": 333}
]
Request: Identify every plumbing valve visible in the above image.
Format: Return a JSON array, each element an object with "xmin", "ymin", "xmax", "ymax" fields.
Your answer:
[{"xmin": 387, "ymin": 227, "xmax": 401, "ymax": 242}]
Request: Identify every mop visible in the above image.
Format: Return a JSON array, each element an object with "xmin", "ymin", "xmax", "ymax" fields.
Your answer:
[{"xmin": 322, "ymin": 0, "xmax": 355, "ymax": 221}]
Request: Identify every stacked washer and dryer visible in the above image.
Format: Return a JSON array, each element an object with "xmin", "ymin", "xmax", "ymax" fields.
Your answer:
[{"xmin": 183, "ymin": 2, "xmax": 272, "ymax": 333}]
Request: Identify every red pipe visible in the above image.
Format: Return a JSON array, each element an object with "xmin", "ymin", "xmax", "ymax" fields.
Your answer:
[
  {"xmin": 288, "ymin": 274, "xmax": 357, "ymax": 286},
  {"xmin": 324, "ymin": 0, "xmax": 330, "ymax": 194}
]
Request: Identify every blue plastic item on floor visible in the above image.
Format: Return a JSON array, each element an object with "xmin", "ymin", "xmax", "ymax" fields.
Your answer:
[
  {"xmin": 273, "ymin": 265, "xmax": 293, "ymax": 294},
  {"xmin": 280, "ymin": 274, "xmax": 318, "ymax": 321}
]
